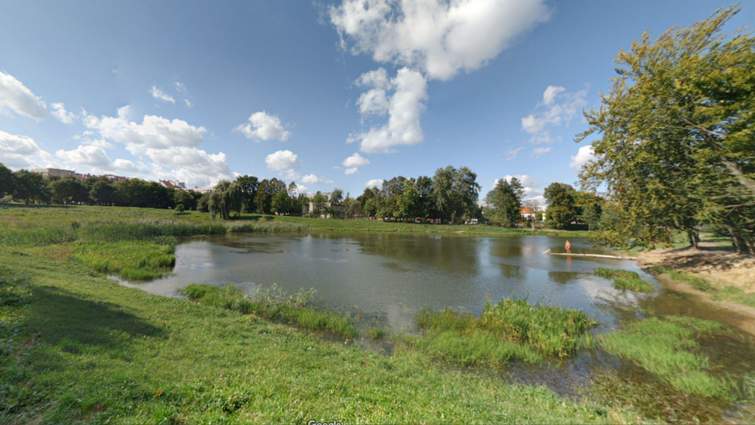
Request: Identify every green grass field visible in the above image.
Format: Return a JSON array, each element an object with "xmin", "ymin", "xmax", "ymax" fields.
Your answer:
[{"xmin": 594, "ymin": 268, "xmax": 654, "ymax": 293}]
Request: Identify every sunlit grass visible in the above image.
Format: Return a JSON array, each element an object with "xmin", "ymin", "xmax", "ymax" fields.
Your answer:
[
  {"xmin": 599, "ymin": 316, "xmax": 730, "ymax": 398},
  {"xmin": 183, "ymin": 283, "xmax": 358, "ymax": 339},
  {"xmin": 72, "ymin": 240, "xmax": 176, "ymax": 280},
  {"xmin": 414, "ymin": 299, "xmax": 597, "ymax": 368},
  {"xmin": 594, "ymin": 268, "xmax": 653, "ymax": 293}
]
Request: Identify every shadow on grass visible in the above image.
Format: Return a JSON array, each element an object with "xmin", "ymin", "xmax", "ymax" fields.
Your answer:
[{"xmin": 27, "ymin": 286, "xmax": 164, "ymax": 351}]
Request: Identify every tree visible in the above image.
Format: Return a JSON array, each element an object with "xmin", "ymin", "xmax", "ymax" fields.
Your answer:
[
  {"xmin": 50, "ymin": 178, "xmax": 89, "ymax": 205},
  {"xmin": 235, "ymin": 175, "xmax": 259, "ymax": 212},
  {"xmin": 0, "ymin": 163, "xmax": 14, "ymax": 198},
  {"xmin": 89, "ymin": 180, "xmax": 117, "ymax": 205},
  {"xmin": 578, "ymin": 7, "xmax": 754, "ymax": 252},
  {"xmin": 544, "ymin": 183, "xmax": 577, "ymax": 229},
  {"xmin": 574, "ymin": 191, "xmax": 604, "ymax": 231},
  {"xmin": 12, "ymin": 170, "xmax": 49, "ymax": 204},
  {"xmin": 328, "ymin": 189, "xmax": 344, "ymax": 218},
  {"xmin": 485, "ymin": 178, "xmax": 524, "ymax": 227},
  {"xmin": 271, "ymin": 190, "xmax": 291, "ymax": 215}
]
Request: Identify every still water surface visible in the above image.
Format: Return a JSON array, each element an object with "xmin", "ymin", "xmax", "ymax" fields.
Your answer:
[{"xmin": 123, "ymin": 233, "xmax": 649, "ymax": 332}]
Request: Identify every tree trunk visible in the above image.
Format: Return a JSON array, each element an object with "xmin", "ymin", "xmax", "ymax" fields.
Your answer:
[{"xmin": 687, "ymin": 229, "xmax": 699, "ymax": 249}]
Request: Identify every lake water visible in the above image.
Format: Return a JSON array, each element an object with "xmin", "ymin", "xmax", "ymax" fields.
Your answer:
[
  {"xmin": 120, "ymin": 232, "xmax": 755, "ymax": 421},
  {"xmin": 122, "ymin": 233, "xmax": 649, "ymax": 332}
]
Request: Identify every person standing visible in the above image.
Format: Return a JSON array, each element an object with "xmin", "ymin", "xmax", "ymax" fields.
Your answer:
[{"xmin": 564, "ymin": 240, "xmax": 572, "ymax": 254}]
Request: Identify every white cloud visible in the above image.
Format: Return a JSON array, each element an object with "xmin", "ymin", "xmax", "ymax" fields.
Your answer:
[
  {"xmin": 265, "ymin": 149, "xmax": 298, "ymax": 173},
  {"xmin": 236, "ymin": 111, "xmax": 290, "ymax": 142},
  {"xmin": 330, "ymin": 0, "xmax": 550, "ymax": 81},
  {"xmin": 353, "ymin": 67, "xmax": 427, "ymax": 153},
  {"xmin": 505, "ymin": 146, "xmax": 523, "ymax": 160},
  {"xmin": 542, "ymin": 85, "xmax": 565, "ymax": 105},
  {"xmin": 175, "ymin": 81, "xmax": 187, "ymax": 93},
  {"xmin": 50, "ymin": 102, "xmax": 75, "ymax": 124},
  {"xmin": 570, "ymin": 144, "xmax": 594, "ymax": 169},
  {"xmin": 342, "ymin": 152, "xmax": 369, "ymax": 174},
  {"xmin": 532, "ymin": 146, "xmax": 551, "ymax": 157},
  {"xmin": 150, "ymin": 86, "xmax": 176, "ymax": 104},
  {"xmin": 184, "ymin": 99, "xmax": 192, "ymax": 108},
  {"xmin": 491, "ymin": 174, "xmax": 543, "ymax": 206},
  {"xmin": 0, "ymin": 71, "xmax": 47, "ymax": 119},
  {"xmin": 365, "ymin": 178, "xmax": 384, "ymax": 189},
  {"xmin": 0, "ymin": 130, "xmax": 52, "ymax": 169},
  {"xmin": 521, "ymin": 85, "xmax": 587, "ymax": 145},
  {"xmin": 55, "ymin": 142, "xmax": 112, "ymax": 169},
  {"xmin": 301, "ymin": 174, "xmax": 320, "ymax": 185},
  {"xmin": 82, "ymin": 106, "xmax": 230, "ymax": 188}
]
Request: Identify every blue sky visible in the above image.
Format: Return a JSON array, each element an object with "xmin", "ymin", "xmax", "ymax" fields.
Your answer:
[{"xmin": 0, "ymin": 0, "xmax": 751, "ymax": 201}]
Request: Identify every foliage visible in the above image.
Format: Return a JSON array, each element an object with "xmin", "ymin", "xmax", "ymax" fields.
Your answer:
[
  {"xmin": 73, "ymin": 240, "xmax": 176, "ymax": 280},
  {"xmin": 594, "ymin": 268, "xmax": 653, "ymax": 293},
  {"xmin": 599, "ymin": 316, "xmax": 730, "ymax": 398},
  {"xmin": 544, "ymin": 183, "xmax": 578, "ymax": 229},
  {"xmin": 484, "ymin": 177, "xmax": 524, "ymax": 227},
  {"xmin": 578, "ymin": 7, "xmax": 755, "ymax": 253}
]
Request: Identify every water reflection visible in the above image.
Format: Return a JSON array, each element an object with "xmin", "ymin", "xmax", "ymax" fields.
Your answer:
[{"xmin": 120, "ymin": 233, "xmax": 652, "ymax": 332}]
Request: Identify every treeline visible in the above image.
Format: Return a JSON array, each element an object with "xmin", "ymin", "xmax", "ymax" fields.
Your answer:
[{"xmin": 0, "ymin": 164, "xmax": 203, "ymax": 210}]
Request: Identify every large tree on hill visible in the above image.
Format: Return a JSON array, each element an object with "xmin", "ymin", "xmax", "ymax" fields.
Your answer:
[{"xmin": 577, "ymin": 7, "xmax": 754, "ymax": 252}]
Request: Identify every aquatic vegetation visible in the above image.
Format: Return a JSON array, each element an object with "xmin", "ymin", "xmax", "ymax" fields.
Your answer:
[
  {"xmin": 72, "ymin": 240, "xmax": 176, "ymax": 280},
  {"xmin": 366, "ymin": 327, "xmax": 386, "ymax": 340},
  {"xmin": 183, "ymin": 284, "xmax": 358, "ymax": 339},
  {"xmin": 415, "ymin": 299, "xmax": 597, "ymax": 367},
  {"xmin": 594, "ymin": 268, "xmax": 653, "ymax": 293},
  {"xmin": 599, "ymin": 316, "xmax": 731, "ymax": 398}
]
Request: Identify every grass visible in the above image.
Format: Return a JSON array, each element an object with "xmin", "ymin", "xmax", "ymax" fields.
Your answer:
[
  {"xmin": 182, "ymin": 284, "xmax": 358, "ymax": 339},
  {"xmin": 72, "ymin": 240, "xmax": 176, "ymax": 281},
  {"xmin": 594, "ymin": 268, "xmax": 653, "ymax": 293},
  {"xmin": 0, "ymin": 247, "xmax": 629, "ymax": 424},
  {"xmin": 651, "ymin": 266, "xmax": 755, "ymax": 308},
  {"xmin": 599, "ymin": 316, "xmax": 730, "ymax": 398},
  {"xmin": 414, "ymin": 299, "xmax": 598, "ymax": 369}
]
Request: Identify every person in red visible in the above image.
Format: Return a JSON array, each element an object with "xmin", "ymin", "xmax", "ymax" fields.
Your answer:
[{"xmin": 564, "ymin": 240, "xmax": 572, "ymax": 254}]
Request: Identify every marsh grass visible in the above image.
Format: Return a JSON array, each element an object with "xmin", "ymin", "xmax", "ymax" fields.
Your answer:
[
  {"xmin": 72, "ymin": 240, "xmax": 176, "ymax": 281},
  {"xmin": 594, "ymin": 268, "xmax": 653, "ymax": 293},
  {"xmin": 414, "ymin": 299, "xmax": 597, "ymax": 368},
  {"xmin": 183, "ymin": 284, "xmax": 358, "ymax": 339},
  {"xmin": 599, "ymin": 316, "xmax": 731, "ymax": 398}
]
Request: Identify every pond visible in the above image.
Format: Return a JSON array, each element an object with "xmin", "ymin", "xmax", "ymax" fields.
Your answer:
[
  {"xmin": 119, "ymin": 232, "xmax": 755, "ymax": 422},
  {"xmin": 121, "ymin": 233, "xmax": 648, "ymax": 332}
]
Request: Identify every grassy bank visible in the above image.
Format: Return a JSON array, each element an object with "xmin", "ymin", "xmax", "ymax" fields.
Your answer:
[
  {"xmin": 650, "ymin": 266, "xmax": 755, "ymax": 308},
  {"xmin": 0, "ymin": 249, "xmax": 631, "ymax": 424},
  {"xmin": 413, "ymin": 300, "xmax": 597, "ymax": 369},
  {"xmin": 594, "ymin": 268, "xmax": 653, "ymax": 293}
]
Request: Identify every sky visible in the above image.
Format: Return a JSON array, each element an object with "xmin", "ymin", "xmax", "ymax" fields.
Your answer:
[{"xmin": 0, "ymin": 0, "xmax": 752, "ymax": 203}]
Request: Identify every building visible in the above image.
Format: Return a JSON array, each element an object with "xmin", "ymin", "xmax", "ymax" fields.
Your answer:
[
  {"xmin": 33, "ymin": 168, "xmax": 78, "ymax": 179},
  {"xmin": 520, "ymin": 207, "xmax": 538, "ymax": 221},
  {"xmin": 159, "ymin": 180, "xmax": 187, "ymax": 190}
]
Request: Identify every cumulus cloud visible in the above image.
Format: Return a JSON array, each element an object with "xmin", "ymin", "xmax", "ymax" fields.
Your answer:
[
  {"xmin": 82, "ymin": 106, "xmax": 231, "ymax": 188},
  {"xmin": 365, "ymin": 178, "xmax": 384, "ymax": 189},
  {"xmin": 301, "ymin": 174, "xmax": 320, "ymax": 185},
  {"xmin": 236, "ymin": 111, "xmax": 290, "ymax": 142},
  {"xmin": 265, "ymin": 150, "xmax": 299, "ymax": 179},
  {"xmin": 0, "ymin": 71, "xmax": 47, "ymax": 119},
  {"xmin": 0, "ymin": 130, "xmax": 52, "ymax": 169},
  {"xmin": 570, "ymin": 144, "xmax": 594, "ymax": 169},
  {"xmin": 352, "ymin": 67, "xmax": 427, "ymax": 153},
  {"xmin": 330, "ymin": 0, "xmax": 550, "ymax": 81},
  {"xmin": 150, "ymin": 86, "xmax": 176, "ymax": 104},
  {"xmin": 50, "ymin": 102, "xmax": 75, "ymax": 124},
  {"xmin": 342, "ymin": 152, "xmax": 369, "ymax": 174},
  {"xmin": 521, "ymin": 85, "xmax": 587, "ymax": 145},
  {"xmin": 55, "ymin": 142, "xmax": 112, "ymax": 169}
]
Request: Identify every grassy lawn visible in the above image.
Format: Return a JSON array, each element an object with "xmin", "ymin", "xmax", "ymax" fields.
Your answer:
[
  {"xmin": 0, "ymin": 249, "xmax": 630, "ymax": 424},
  {"xmin": 651, "ymin": 267, "xmax": 755, "ymax": 309}
]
